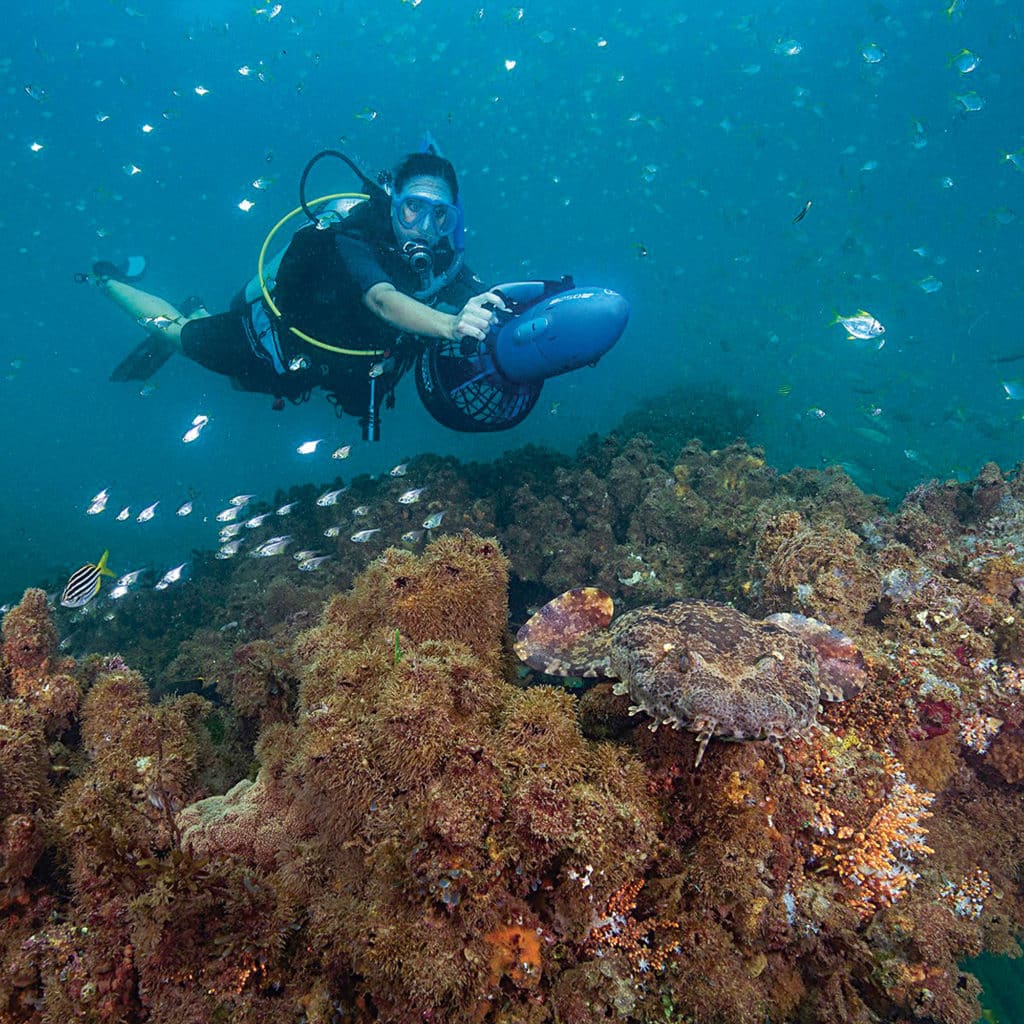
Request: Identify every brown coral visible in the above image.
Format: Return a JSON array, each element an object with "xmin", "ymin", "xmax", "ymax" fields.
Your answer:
[
  {"xmin": 171, "ymin": 533, "xmax": 663, "ymax": 1021},
  {"xmin": 754, "ymin": 511, "xmax": 881, "ymax": 631},
  {"xmin": 988, "ymin": 728, "xmax": 1024, "ymax": 785},
  {"xmin": 1, "ymin": 588, "xmax": 58, "ymax": 676},
  {"xmin": 11, "ymin": 447, "xmax": 1024, "ymax": 1024},
  {"xmin": 1, "ymin": 588, "xmax": 80, "ymax": 733},
  {"xmin": 0, "ymin": 699, "xmax": 49, "ymax": 820}
]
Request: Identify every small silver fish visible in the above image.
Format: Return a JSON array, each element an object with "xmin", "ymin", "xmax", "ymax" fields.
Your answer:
[
  {"xmin": 298, "ymin": 555, "xmax": 332, "ymax": 571},
  {"xmin": 829, "ymin": 309, "xmax": 886, "ymax": 342},
  {"xmin": 296, "ymin": 439, "xmax": 322, "ymax": 455},
  {"xmin": 140, "ymin": 314, "xmax": 176, "ymax": 330},
  {"xmin": 317, "ymin": 487, "xmax": 348, "ymax": 507},
  {"xmin": 216, "ymin": 506, "xmax": 241, "ymax": 522},
  {"xmin": 954, "ymin": 92, "xmax": 984, "ymax": 112},
  {"xmin": 244, "ymin": 513, "xmax": 271, "ymax": 528},
  {"xmin": 219, "ymin": 522, "xmax": 243, "ymax": 540},
  {"xmin": 323, "ymin": 526, "xmax": 341, "ymax": 538},
  {"xmin": 182, "ymin": 417, "xmax": 208, "ymax": 444},
  {"xmin": 86, "ymin": 488, "xmax": 109, "ymax": 515},
  {"xmin": 292, "ymin": 550, "xmax": 321, "ymax": 562},
  {"xmin": 398, "ymin": 487, "xmax": 426, "ymax": 505},
  {"xmin": 422, "ymin": 511, "xmax": 446, "ymax": 530},
  {"xmin": 116, "ymin": 569, "xmax": 145, "ymax": 587},
  {"xmin": 949, "ymin": 48, "xmax": 980, "ymax": 74},
  {"xmin": 216, "ymin": 540, "xmax": 243, "ymax": 558},
  {"xmin": 389, "ymin": 463, "xmax": 408, "ymax": 477},
  {"xmin": 332, "ymin": 445, "xmax": 351, "ymax": 460},
  {"xmin": 861, "ymin": 42, "xmax": 885, "ymax": 64},
  {"xmin": 401, "ymin": 529, "xmax": 425, "ymax": 544},
  {"xmin": 109, "ymin": 584, "xmax": 130, "ymax": 601},
  {"xmin": 137, "ymin": 501, "xmax": 159, "ymax": 523},
  {"xmin": 116, "ymin": 507, "xmax": 130, "ymax": 521},
  {"xmin": 155, "ymin": 563, "xmax": 187, "ymax": 589},
  {"xmin": 275, "ymin": 501, "xmax": 300, "ymax": 516},
  {"xmin": 229, "ymin": 493, "xmax": 255, "ymax": 507},
  {"xmin": 253, "ymin": 536, "xmax": 292, "ymax": 557},
  {"xmin": 352, "ymin": 505, "xmax": 370, "ymax": 517},
  {"xmin": 351, "ymin": 528, "xmax": 381, "ymax": 543},
  {"xmin": 176, "ymin": 501, "xmax": 193, "ymax": 517}
]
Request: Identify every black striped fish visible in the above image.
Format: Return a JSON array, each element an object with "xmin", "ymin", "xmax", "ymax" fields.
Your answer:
[{"xmin": 61, "ymin": 550, "xmax": 115, "ymax": 609}]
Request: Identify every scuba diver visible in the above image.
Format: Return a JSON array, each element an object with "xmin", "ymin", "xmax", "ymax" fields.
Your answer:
[{"xmin": 81, "ymin": 143, "xmax": 630, "ymax": 440}]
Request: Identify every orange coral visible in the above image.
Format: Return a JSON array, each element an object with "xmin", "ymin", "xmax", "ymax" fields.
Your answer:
[
  {"xmin": 939, "ymin": 867, "xmax": 992, "ymax": 920},
  {"xmin": 796, "ymin": 740, "xmax": 936, "ymax": 918},
  {"xmin": 584, "ymin": 879, "xmax": 681, "ymax": 975},
  {"xmin": 833, "ymin": 778, "xmax": 935, "ymax": 918},
  {"xmin": 483, "ymin": 923, "xmax": 543, "ymax": 988}
]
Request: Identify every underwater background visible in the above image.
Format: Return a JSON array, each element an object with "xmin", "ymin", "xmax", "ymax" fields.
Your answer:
[
  {"xmin": 3, "ymin": 2, "xmax": 1024, "ymax": 1021},
  {"xmin": 3, "ymin": 0, "xmax": 1023, "ymax": 600}
]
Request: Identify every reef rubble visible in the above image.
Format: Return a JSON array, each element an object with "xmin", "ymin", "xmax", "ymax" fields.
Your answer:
[{"xmin": 4, "ymin": 437, "xmax": 1024, "ymax": 1022}]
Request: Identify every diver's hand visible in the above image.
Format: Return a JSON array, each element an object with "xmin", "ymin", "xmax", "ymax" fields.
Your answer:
[{"xmin": 451, "ymin": 291, "xmax": 508, "ymax": 342}]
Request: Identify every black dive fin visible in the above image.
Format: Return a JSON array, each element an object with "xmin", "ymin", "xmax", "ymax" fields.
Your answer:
[
  {"xmin": 93, "ymin": 255, "xmax": 147, "ymax": 284},
  {"xmin": 110, "ymin": 333, "xmax": 175, "ymax": 382}
]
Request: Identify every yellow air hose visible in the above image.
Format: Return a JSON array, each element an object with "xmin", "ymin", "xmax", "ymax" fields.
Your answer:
[{"xmin": 257, "ymin": 192, "xmax": 385, "ymax": 357}]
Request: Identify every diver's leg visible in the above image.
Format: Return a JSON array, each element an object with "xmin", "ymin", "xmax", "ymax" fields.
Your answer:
[{"xmin": 99, "ymin": 279, "xmax": 188, "ymax": 349}]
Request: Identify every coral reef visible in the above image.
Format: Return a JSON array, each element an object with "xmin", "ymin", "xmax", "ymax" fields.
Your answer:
[
  {"xmin": 55, "ymin": 433, "xmax": 882, "ymax": 682},
  {"xmin": 611, "ymin": 382, "xmax": 759, "ymax": 461},
  {"xmin": 7, "ymin": 434, "xmax": 1024, "ymax": 1022}
]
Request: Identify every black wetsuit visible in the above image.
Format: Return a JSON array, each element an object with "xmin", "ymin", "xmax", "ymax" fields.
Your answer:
[{"xmin": 180, "ymin": 198, "xmax": 480, "ymax": 427}]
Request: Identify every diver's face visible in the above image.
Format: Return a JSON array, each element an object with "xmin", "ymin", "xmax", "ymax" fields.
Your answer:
[{"xmin": 390, "ymin": 174, "xmax": 457, "ymax": 248}]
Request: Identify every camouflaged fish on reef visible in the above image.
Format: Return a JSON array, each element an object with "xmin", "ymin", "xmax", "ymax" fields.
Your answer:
[{"xmin": 515, "ymin": 588, "xmax": 867, "ymax": 766}]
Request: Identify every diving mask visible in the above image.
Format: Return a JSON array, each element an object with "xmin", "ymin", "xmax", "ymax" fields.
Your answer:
[{"xmin": 392, "ymin": 192, "xmax": 460, "ymax": 238}]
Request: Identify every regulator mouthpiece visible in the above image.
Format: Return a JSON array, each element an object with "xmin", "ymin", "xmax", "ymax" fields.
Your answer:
[{"xmin": 402, "ymin": 241, "xmax": 434, "ymax": 275}]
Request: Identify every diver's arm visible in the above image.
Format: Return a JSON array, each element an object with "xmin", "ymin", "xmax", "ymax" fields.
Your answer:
[
  {"xmin": 364, "ymin": 282, "xmax": 455, "ymax": 338},
  {"xmin": 364, "ymin": 282, "xmax": 506, "ymax": 342}
]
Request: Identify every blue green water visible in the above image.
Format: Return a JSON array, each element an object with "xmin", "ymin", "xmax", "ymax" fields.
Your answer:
[
  {"xmin": 4, "ymin": 2, "xmax": 1023, "ymax": 599},
  {"xmin": 967, "ymin": 951, "xmax": 1024, "ymax": 1023}
]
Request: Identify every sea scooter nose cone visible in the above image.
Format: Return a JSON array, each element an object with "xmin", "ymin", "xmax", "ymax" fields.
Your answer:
[
  {"xmin": 595, "ymin": 288, "xmax": 630, "ymax": 342},
  {"xmin": 493, "ymin": 286, "xmax": 632, "ymax": 383},
  {"xmin": 567, "ymin": 288, "xmax": 630, "ymax": 361}
]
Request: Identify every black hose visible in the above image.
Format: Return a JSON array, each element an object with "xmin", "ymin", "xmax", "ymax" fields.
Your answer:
[{"xmin": 298, "ymin": 149, "xmax": 382, "ymax": 226}]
